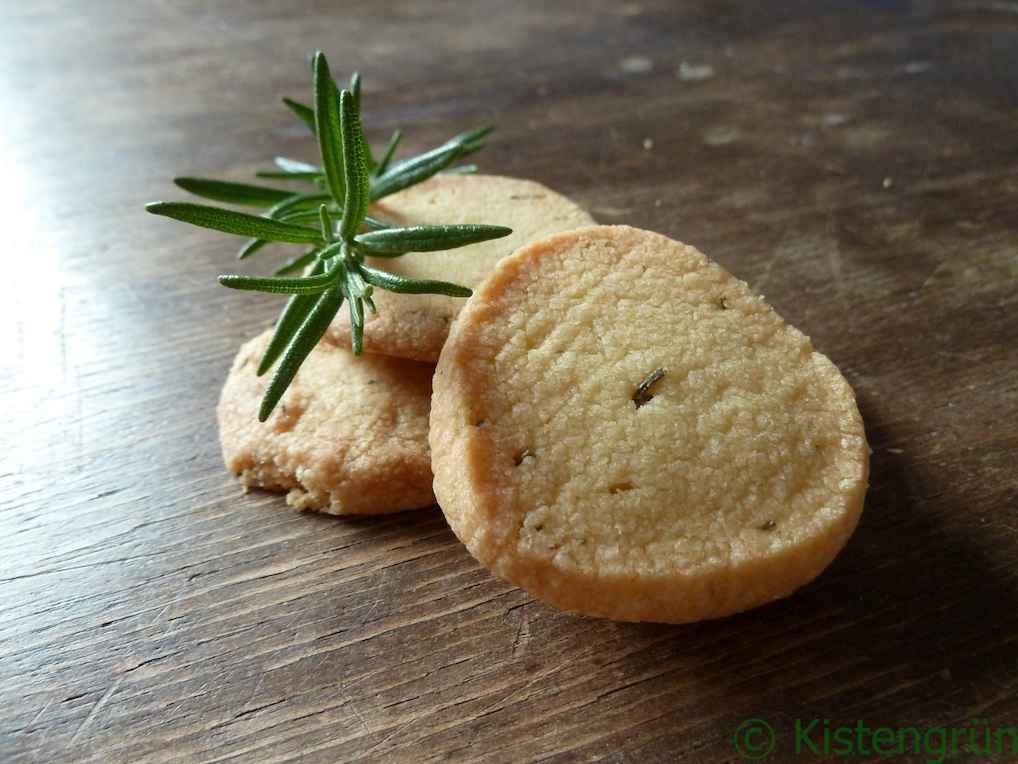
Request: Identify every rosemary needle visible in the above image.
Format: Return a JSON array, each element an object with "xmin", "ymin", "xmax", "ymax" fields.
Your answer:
[{"xmin": 146, "ymin": 51, "xmax": 511, "ymax": 421}]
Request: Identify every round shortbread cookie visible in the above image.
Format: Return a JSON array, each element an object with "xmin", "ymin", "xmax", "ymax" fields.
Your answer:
[
  {"xmin": 218, "ymin": 329, "xmax": 436, "ymax": 515},
  {"xmin": 327, "ymin": 174, "xmax": 595, "ymax": 362},
  {"xmin": 430, "ymin": 225, "xmax": 870, "ymax": 623}
]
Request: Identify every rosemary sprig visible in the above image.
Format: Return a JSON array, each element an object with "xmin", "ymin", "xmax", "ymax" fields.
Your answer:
[
  {"xmin": 167, "ymin": 60, "xmax": 492, "ymax": 264},
  {"xmin": 147, "ymin": 52, "xmax": 511, "ymax": 421}
]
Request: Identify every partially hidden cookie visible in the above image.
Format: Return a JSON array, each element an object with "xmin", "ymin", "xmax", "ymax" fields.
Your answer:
[
  {"xmin": 327, "ymin": 174, "xmax": 596, "ymax": 363},
  {"xmin": 218, "ymin": 329, "xmax": 436, "ymax": 514},
  {"xmin": 430, "ymin": 225, "xmax": 870, "ymax": 623}
]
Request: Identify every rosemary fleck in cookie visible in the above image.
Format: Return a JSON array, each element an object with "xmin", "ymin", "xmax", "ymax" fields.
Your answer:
[
  {"xmin": 430, "ymin": 225, "xmax": 869, "ymax": 623},
  {"xmin": 328, "ymin": 174, "xmax": 596, "ymax": 362},
  {"xmin": 219, "ymin": 329, "xmax": 436, "ymax": 514}
]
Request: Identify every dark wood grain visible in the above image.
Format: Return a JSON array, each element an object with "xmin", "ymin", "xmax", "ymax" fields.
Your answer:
[{"xmin": 1, "ymin": 1, "xmax": 1016, "ymax": 762}]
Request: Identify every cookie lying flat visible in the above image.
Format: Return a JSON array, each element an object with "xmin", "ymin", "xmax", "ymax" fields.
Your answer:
[
  {"xmin": 218, "ymin": 329, "xmax": 436, "ymax": 515},
  {"xmin": 430, "ymin": 225, "xmax": 869, "ymax": 623},
  {"xmin": 328, "ymin": 174, "xmax": 595, "ymax": 363}
]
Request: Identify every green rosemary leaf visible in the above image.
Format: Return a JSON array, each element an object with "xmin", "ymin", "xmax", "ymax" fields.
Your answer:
[
  {"xmin": 439, "ymin": 164, "xmax": 478, "ymax": 175},
  {"xmin": 359, "ymin": 263, "xmax": 473, "ymax": 297},
  {"xmin": 282, "ymin": 97, "xmax": 316, "ymax": 134},
  {"xmin": 255, "ymin": 170, "xmax": 323, "ymax": 183},
  {"xmin": 355, "ymin": 224, "xmax": 511, "ymax": 256},
  {"xmin": 316, "ymin": 239, "xmax": 347, "ymax": 261},
  {"xmin": 313, "ymin": 52, "xmax": 346, "ymax": 207},
  {"xmin": 259, "ymin": 292, "xmax": 315, "ymax": 374},
  {"xmin": 367, "ymin": 126, "xmax": 490, "ymax": 200},
  {"xmin": 338, "ymin": 89, "xmax": 370, "ymax": 241},
  {"xmin": 345, "ymin": 260, "xmax": 374, "ymax": 300},
  {"xmin": 338, "ymin": 263, "xmax": 376, "ymax": 355},
  {"xmin": 274, "ymin": 157, "xmax": 322, "ymax": 174},
  {"xmin": 273, "ymin": 247, "xmax": 319, "ymax": 276},
  {"xmin": 349, "ymin": 73, "xmax": 362, "ymax": 112},
  {"xmin": 173, "ymin": 177, "xmax": 295, "ymax": 207},
  {"xmin": 267, "ymin": 193, "xmax": 333, "ymax": 222},
  {"xmin": 237, "ymin": 237, "xmax": 270, "ymax": 260},
  {"xmin": 259, "ymin": 285, "xmax": 344, "ymax": 420},
  {"xmin": 318, "ymin": 204, "xmax": 334, "ymax": 241},
  {"xmin": 257, "ymin": 257, "xmax": 327, "ymax": 375},
  {"xmin": 146, "ymin": 201, "xmax": 324, "ymax": 244},
  {"xmin": 363, "ymin": 215, "xmax": 393, "ymax": 230},
  {"xmin": 347, "ymin": 72, "xmax": 376, "ymax": 173},
  {"xmin": 218, "ymin": 270, "xmax": 337, "ymax": 295},
  {"xmin": 274, "ymin": 208, "xmax": 327, "ymax": 226},
  {"xmin": 255, "ymin": 157, "xmax": 324, "ymax": 183},
  {"xmin": 369, "ymin": 141, "xmax": 466, "ymax": 201},
  {"xmin": 345, "ymin": 287, "xmax": 365, "ymax": 355},
  {"xmin": 447, "ymin": 124, "xmax": 495, "ymax": 154},
  {"xmin": 373, "ymin": 130, "xmax": 402, "ymax": 177}
]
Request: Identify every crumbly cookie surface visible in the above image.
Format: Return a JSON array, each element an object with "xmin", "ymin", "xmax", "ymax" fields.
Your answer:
[
  {"xmin": 430, "ymin": 225, "xmax": 869, "ymax": 623},
  {"xmin": 327, "ymin": 174, "xmax": 595, "ymax": 362},
  {"xmin": 218, "ymin": 329, "xmax": 436, "ymax": 515}
]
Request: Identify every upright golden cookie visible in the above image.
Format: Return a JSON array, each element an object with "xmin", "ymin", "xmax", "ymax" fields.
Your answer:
[
  {"xmin": 328, "ymin": 174, "xmax": 595, "ymax": 362},
  {"xmin": 430, "ymin": 225, "xmax": 869, "ymax": 623},
  {"xmin": 219, "ymin": 329, "xmax": 436, "ymax": 514}
]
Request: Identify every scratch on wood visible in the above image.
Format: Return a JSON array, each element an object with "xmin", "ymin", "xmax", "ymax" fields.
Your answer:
[
  {"xmin": 511, "ymin": 609, "xmax": 532, "ymax": 659},
  {"xmin": 26, "ymin": 699, "xmax": 53, "ymax": 732},
  {"xmin": 337, "ymin": 682, "xmax": 375, "ymax": 737},
  {"xmin": 752, "ymin": 233, "xmax": 787, "ymax": 295},
  {"xmin": 68, "ymin": 681, "xmax": 120, "ymax": 746},
  {"xmin": 359, "ymin": 713, "xmax": 413, "ymax": 757}
]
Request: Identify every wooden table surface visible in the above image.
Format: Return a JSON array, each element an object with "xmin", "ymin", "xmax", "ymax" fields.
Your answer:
[{"xmin": 2, "ymin": 1, "xmax": 1016, "ymax": 762}]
